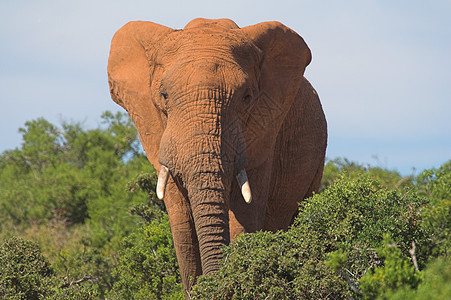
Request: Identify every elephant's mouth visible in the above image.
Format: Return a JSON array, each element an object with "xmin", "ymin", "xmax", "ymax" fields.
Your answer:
[{"xmin": 156, "ymin": 165, "xmax": 252, "ymax": 204}]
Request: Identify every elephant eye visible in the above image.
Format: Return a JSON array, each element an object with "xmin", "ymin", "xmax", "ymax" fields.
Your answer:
[
  {"xmin": 243, "ymin": 88, "xmax": 253, "ymax": 102},
  {"xmin": 160, "ymin": 92, "xmax": 168, "ymax": 100},
  {"xmin": 159, "ymin": 92, "xmax": 168, "ymax": 117},
  {"xmin": 159, "ymin": 83, "xmax": 169, "ymax": 101}
]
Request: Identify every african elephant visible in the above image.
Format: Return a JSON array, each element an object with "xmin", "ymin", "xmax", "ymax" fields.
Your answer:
[{"xmin": 107, "ymin": 18, "xmax": 327, "ymax": 295}]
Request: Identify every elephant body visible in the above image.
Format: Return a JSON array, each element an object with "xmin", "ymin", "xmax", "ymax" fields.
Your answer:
[{"xmin": 107, "ymin": 18, "xmax": 327, "ymax": 295}]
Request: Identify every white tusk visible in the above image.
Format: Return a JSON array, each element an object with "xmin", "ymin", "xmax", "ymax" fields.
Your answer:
[
  {"xmin": 156, "ymin": 165, "xmax": 170, "ymax": 200},
  {"xmin": 236, "ymin": 169, "xmax": 252, "ymax": 204}
]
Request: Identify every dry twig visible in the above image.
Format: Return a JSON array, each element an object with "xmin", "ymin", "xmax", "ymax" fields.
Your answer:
[
  {"xmin": 408, "ymin": 241, "xmax": 419, "ymax": 272},
  {"xmin": 60, "ymin": 274, "xmax": 93, "ymax": 288}
]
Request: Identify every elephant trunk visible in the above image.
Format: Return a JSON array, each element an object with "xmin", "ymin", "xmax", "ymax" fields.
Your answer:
[
  {"xmin": 158, "ymin": 93, "xmax": 249, "ymax": 274},
  {"xmin": 187, "ymin": 171, "xmax": 230, "ymax": 274},
  {"xmin": 180, "ymin": 131, "xmax": 233, "ymax": 274}
]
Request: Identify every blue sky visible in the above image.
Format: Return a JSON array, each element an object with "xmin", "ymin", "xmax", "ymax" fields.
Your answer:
[{"xmin": 1, "ymin": 0, "xmax": 450, "ymax": 175}]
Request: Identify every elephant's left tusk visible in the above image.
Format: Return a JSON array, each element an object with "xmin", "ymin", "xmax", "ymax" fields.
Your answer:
[
  {"xmin": 156, "ymin": 165, "xmax": 170, "ymax": 200},
  {"xmin": 236, "ymin": 169, "xmax": 252, "ymax": 204}
]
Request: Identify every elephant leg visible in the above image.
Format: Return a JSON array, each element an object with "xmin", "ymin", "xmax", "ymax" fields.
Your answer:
[
  {"xmin": 264, "ymin": 80, "xmax": 327, "ymax": 232},
  {"xmin": 288, "ymin": 159, "xmax": 325, "ymax": 224},
  {"xmin": 164, "ymin": 177, "xmax": 202, "ymax": 294},
  {"xmin": 304, "ymin": 157, "xmax": 325, "ymax": 200},
  {"xmin": 264, "ymin": 152, "xmax": 324, "ymax": 231},
  {"xmin": 264, "ymin": 166, "xmax": 313, "ymax": 232}
]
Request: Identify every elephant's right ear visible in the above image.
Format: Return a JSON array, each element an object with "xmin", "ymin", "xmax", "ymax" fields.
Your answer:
[{"xmin": 107, "ymin": 21, "xmax": 173, "ymax": 170}]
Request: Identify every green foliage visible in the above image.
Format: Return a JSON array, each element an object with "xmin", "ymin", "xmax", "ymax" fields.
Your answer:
[
  {"xmin": 360, "ymin": 246, "xmax": 451, "ymax": 300},
  {"xmin": 0, "ymin": 237, "xmax": 98, "ymax": 299},
  {"xmin": 0, "ymin": 111, "xmax": 150, "ymax": 235},
  {"xmin": 357, "ymin": 162, "xmax": 451, "ymax": 300},
  {"xmin": 417, "ymin": 160, "xmax": 451, "ymax": 200},
  {"xmin": 108, "ymin": 172, "xmax": 183, "ymax": 299},
  {"xmin": 0, "ymin": 237, "xmax": 54, "ymax": 299},
  {"xmin": 416, "ymin": 161, "xmax": 451, "ymax": 257},
  {"xmin": 193, "ymin": 173, "xmax": 433, "ymax": 299},
  {"xmin": 359, "ymin": 235, "xmax": 422, "ymax": 299},
  {"xmin": 108, "ymin": 212, "xmax": 183, "ymax": 299},
  {"xmin": 0, "ymin": 111, "xmax": 157, "ymax": 297},
  {"xmin": 294, "ymin": 174, "xmax": 428, "ymax": 291},
  {"xmin": 321, "ymin": 157, "xmax": 414, "ymax": 191},
  {"xmin": 0, "ymin": 113, "xmax": 449, "ymax": 299},
  {"xmin": 0, "ymin": 110, "xmax": 153, "ymax": 237},
  {"xmin": 400, "ymin": 256, "xmax": 451, "ymax": 300},
  {"xmin": 51, "ymin": 239, "xmax": 112, "ymax": 297}
]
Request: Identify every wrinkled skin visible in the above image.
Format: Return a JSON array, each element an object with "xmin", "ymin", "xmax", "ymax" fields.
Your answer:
[{"xmin": 107, "ymin": 18, "xmax": 327, "ymax": 295}]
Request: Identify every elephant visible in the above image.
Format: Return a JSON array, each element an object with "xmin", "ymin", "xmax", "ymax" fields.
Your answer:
[{"xmin": 107, "ymin": 18, "xmax": 327, "ymax": 295}]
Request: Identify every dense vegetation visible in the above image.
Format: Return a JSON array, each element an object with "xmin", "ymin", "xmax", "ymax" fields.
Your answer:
[
  {"xmin": 0, "ymin": 112, "xmax": 182, "ymax": 299},
  {"xmin": 0, "ymin": 112, "xmax": 449, "ymax": 299},
  {"xmin": 192, "ymin": 169, "xmax": 450, "ymax": 298}
]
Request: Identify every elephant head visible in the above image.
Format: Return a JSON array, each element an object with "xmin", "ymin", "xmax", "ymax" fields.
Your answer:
[{"xmin": 107, "ymin": 18, "xmax": 317, "ymax": 292}]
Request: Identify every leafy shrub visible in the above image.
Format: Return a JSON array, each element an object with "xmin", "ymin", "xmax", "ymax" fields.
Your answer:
[
  {"xmin": 359, "ymin": 235, "xmax": 422, "ymax": 299},
  {"xmin": 0, "ymin": 112, "xmax": 156, "ymax": 297},
  {"xmin": 1, "ymin": 113, "xmax": 448, "ymax": 299},
  {"xmin": 192, "ymin": 174, "xmax": 430, "ymax": 299},
  {"xmin": 0, "ymin": 112, "xmax": 150, "ymax": 233},
  {"xmin": 321, "ymin": 157, "xmax": 414, "ymax": 191},
  {"xmin": 108, "ymin": 173, "xmax": 183, "ymax": 299},
  {"xmin": 401, "ymin": 256, "xmax": 451, "ymax": 299},
  {"xmin": 192, "ymin": 230, "xmax": 347, "ymax": 299},
  {"xmin": 416, "ymin": 161, "xmax": 450, "ymax": 258},
  {"xmin": 0, "ymin": 237, "xmax": 55, "ymax": 299},
  {"xmin": 0, "ymin": 237, "xmax": 100, "ymax": 299},
  {"xmin": 360, "ymin": 247, "xmax": 451, "ymax": 300},
  {"xmin": 108, "ymin": 213, "xmax": 183, "ymax": 299}
]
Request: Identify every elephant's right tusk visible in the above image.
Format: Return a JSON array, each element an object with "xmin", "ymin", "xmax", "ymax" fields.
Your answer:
[
  {"xmin": 156, "ymin": 165, "xmax": 170, "ymax": 200},
  {"xmin": 236, "ymin": 169, "xmax": 252, "ymax": 204}
]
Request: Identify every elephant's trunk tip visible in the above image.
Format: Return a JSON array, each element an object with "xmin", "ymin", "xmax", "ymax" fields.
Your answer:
[
  {"xmin": 236, "ymin": 169, "xmax": 252, "ymax": 204},
  {"xmin": 157, "ymin": 165, "xmax": 170, "ymax": 200}
]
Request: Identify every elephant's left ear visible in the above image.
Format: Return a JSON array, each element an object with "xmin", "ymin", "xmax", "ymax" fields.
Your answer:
[
  {"xmin": 240, "ymin": 21, "xmax": 311, "ymax": 100},
  {"xmin": 240, "ymin": 22, "xmax": 310, "ymax": 139}
]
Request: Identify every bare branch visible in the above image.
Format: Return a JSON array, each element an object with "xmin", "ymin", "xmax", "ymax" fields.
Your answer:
[
  {"xmin": 341, "ymin": 269, "xmax": 361, "ymax": 295},
  {"xmin": 60, "ymin": 274, "xmax": 93, "ymax": 289},
  {"xmin": 408, "ymin": 241, "xmax": 419, "ymax": 272}
]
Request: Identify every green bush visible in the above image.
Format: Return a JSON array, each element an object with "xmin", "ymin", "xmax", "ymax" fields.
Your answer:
[
  {"xmin": 107, "ymin": 173, "xmax": 183, "ymax": 299},
  {"xmin": 358, "ymin": 162, "xmax": 451, "ymax": 300},
  {"xmin": 359, "ymin": 235, "xmax": 422, "ymax": 299},
  {"xmin": 1, "ymin": 113, "xmax": 449, "ymax": 299},
  {"xmin": 107, "ymin": 213, "xmax": 183, "ymax": 299},
  {"xmin": 402, "ymin": 256, "xmax": 451, "ymax": 299},
  {"xmin": 0, "ymin": 237, "xmax": 55, "ymax": 299},
  {"xmin": 416, "ymin": 161, "xmax": 450, "ymax": 258},
  {"xmin": 0, "ymin": 237, "xmax": 99, "ymax": 299},
  {"xmin": 321, "ymin": 157, "xmax": 414, "ymax": 191},
  {"xmin": 0, "ymin": 112, "xmax": 155, "ymax": 297},
  {"xmin": 192, "ymin": 174, "xmax": 430, "ymax": 299},
  {"xmin": 360, "ymin": 249, "xmax": 451, "ymax": 300}
]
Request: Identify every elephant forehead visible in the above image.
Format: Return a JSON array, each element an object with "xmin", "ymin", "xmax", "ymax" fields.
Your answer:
[
  {"xmin": 183, "ymin": 18, "xmax": 239, "ymax": 30},
  {"xmin": 160, "ymin": 30, "xmax": 249, "ymax": 56},
  {"xmin": 158, "ymin": 36, "xmax": 256, "ymax": 75},
  {"xmin": 168, "ymin": 56, "xmax": 247, "ymax": 83}
]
